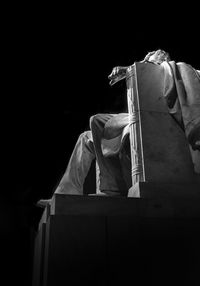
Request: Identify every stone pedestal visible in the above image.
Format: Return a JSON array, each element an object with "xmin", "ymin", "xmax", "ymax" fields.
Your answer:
[
  {"xmin": 32, "ymin": 63, "xmax": 200, "ymax": 286},
  {"xmin": 32, "ymin": 190, "xmax": 200, "ymax": 286}
]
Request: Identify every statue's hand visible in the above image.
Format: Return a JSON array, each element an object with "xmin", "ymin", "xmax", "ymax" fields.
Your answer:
[
  {"xmin": 108, "ymin": 66, "xmax": 127, "ymax": 86},
  {"xmin": 108, "ymin": 66, "xmax": 120, "ymax": 79},
  {"xmin": 108, "ymin": 66, "xmax": 126, "ymax": 79}
]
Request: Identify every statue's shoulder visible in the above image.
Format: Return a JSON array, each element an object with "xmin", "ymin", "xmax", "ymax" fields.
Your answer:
[
  {"xmin": 177, "ymin": 61, "xmax": 197, "ymax": 71},
  {"xmin": 176, "ymin": 61, "xmax": 189, "ymax": 66},
  {"xmin": 176, "ymin": 62, "xmax": 200, "ymax": 79}
]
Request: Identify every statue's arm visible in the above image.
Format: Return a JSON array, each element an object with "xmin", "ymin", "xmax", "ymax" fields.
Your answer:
[
  {"xmin": 108, "ymin": 66, "xmax": 129, "ymax": 78},
  {"xmin": 108, "ymin": 58, "xmax": 151, "ymax": 86},
  {"xmin": 108, "ymin": 65, "xmax": 130, "ymax": 86}
]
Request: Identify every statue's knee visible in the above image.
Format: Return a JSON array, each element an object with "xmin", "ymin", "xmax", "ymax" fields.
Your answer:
[
  {"xmin": 78, "ymin": 131, "xmax": 92, "ymax": 143},
  {"xmin": 90, "ymin": 114, "xmax": 99, "ymax": 128},
  {"xmin": 78, "ymin": 131, "xmax": 90, "ymax": 139}
]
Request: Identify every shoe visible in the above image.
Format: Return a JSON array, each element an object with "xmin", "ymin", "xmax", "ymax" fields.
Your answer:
[
  {"xmin": 88, "ymin": 190, "xmax": 122, "ymax": 196},
  {"xmin": 88, "ymin": 192, "xmax": 108, "ymax": 196}
]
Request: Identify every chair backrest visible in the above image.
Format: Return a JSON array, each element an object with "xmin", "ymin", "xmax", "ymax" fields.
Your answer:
[{"xmin": 126, "ymin": 62, "xmax": 197, "ymax": 187}]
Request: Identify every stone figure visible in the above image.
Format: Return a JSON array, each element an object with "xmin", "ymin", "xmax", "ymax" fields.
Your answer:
[{"xmin": 37, "ymin": 50, "xmax": 200, "ymax": 206}]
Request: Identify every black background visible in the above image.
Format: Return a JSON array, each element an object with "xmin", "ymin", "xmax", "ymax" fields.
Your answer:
[{"xmin": 2, "ymin": 4, "xmax": 200, "ymax": 285}]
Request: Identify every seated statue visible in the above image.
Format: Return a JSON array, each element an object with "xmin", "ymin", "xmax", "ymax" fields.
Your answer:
[{"xmin": 37, "ymin": 49, "xmax": 200, "ymax": 206}]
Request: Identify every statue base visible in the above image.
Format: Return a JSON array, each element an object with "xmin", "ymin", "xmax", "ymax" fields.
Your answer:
[
  {"xmin": 33, "ymin": 187, "xmax": 200, "ymax": 286},
  {"xmin": 128, "ymin": 181, "xmax": 200, "ymax": 198}
]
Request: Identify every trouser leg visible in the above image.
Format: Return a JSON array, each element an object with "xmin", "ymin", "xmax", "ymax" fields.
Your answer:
[
  {"xmin": 90, "ymin": 113, "xmax": 127, "ymax": 192},
  {"xmin": 119, "ymin": 136, "xmax": 132, "ymax": 193},
  {"xmin": 90, "ymin": 114, "xmax": 118, "ymax": 191},
  {"xmin": 55, "ymin": 131, "xmax": 95, "ymax": 195}
]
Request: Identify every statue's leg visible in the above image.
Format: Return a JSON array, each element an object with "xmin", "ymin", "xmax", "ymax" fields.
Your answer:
[
  {"xmin": 90, "ymin": 114, "xmax": 127, "ymax": 194},
  {"xmin": 119, "ymin": 135, "xmax": 132, "ymax": 192},
  {"xmin": 54, "ymin": 131, "xmax": 95, "ymax": 195}
]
